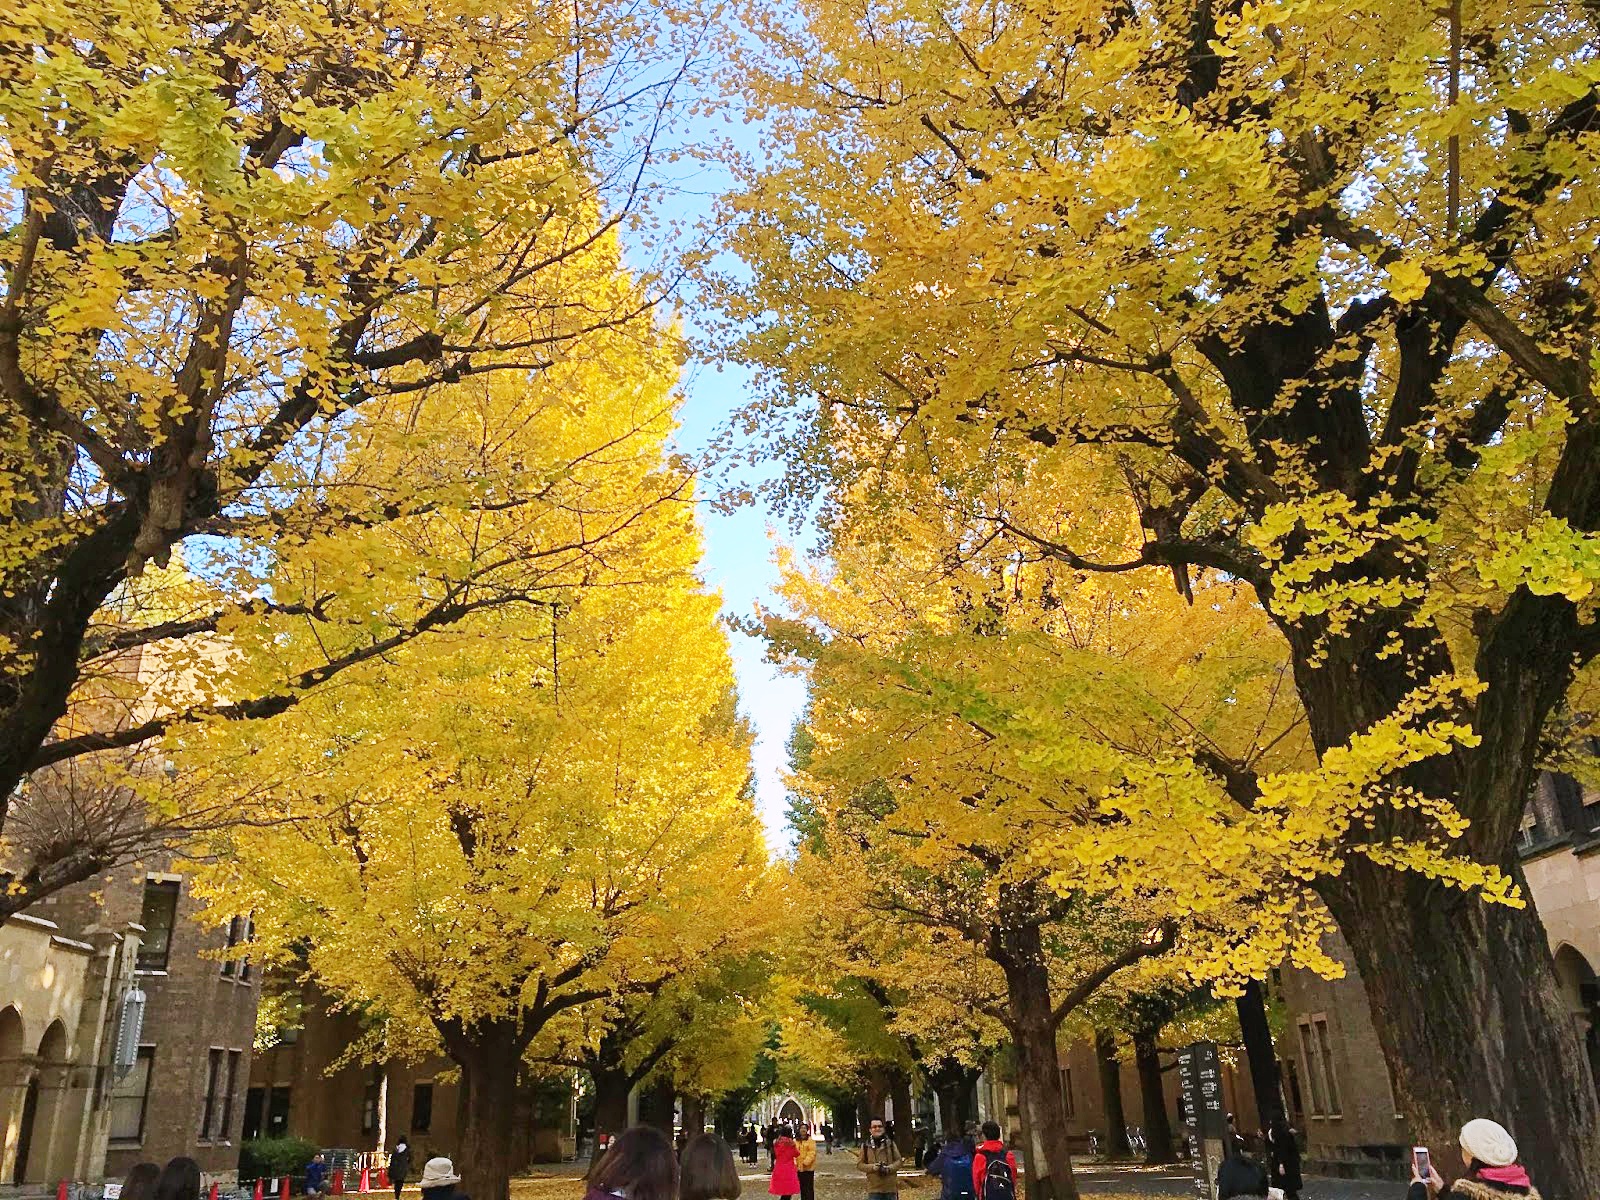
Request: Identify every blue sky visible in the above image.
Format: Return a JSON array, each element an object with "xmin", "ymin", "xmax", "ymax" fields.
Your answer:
[{"xmin": 628, "ymin": 95, "xmax": 808, "ymax": 852}]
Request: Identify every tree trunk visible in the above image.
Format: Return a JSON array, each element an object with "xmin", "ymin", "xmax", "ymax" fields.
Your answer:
[
  {"xmin": 683, "ymin": 1095, "xmax": 707, "ymax": 1136},
  {"xmin": 937, "ymin": 1086, "xmax": 959, "ymax": 1136},
  {"xmin": 889, "ymin": 1067, "xmax": 915, "ymax": 1157},
  {"xmin": 449, "ymin": 1018, "xmax": 523, "ymax": 1200},
  {"xmin": 638, "ymin": 1078, "xmax": 675, "ymax": 1138},
  {"xmin": 591, "ymin": 1065, "xmax": 632, "ymax": 1142},
  {"xmin": 996, "ymin": 924, "xmax": 1078, "ymax": 1200},
  {"xmin": 1234, "ymin": 981, "xmax": 1284, "ymax": 1133},
  {"xmin": 1323, "ymin": 858, "xmax": 1600, "ymax": 1194},
  {"xmin": 864, "ymin": 1068, "xmax": 889, "ymax": 1122},
  {"xmin": 1133, "ymin": 1032, "xmax": 1175, "ymax": 1165},
  {"xmin": 1092, "ymin": 1029, "xmax": 1129, "ymax": 1157}
]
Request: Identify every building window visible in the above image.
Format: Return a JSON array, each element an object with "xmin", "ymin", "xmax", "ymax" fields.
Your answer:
[
  {"xmin": 1517, "ymin": 807, "xmax": 1542, "ymax": 851},
  {"xmin": 268, "ymin": 1086, "xmax": 292, "ymax": 1137},
  {"xmin": 1283, "ymin": 1057, "xmax": 1304, "ymax": 1122},
  {"xmin": 136, "ymin": 879, "xmax": 181, "ymax": 972},
  {"xmin": 1297, "ymin": 1015, "xmax": 1341, "ymax": 1118},
  {"xmin": 1314, "ymin": 1016, "xmax": 1342, "ymax": 1115},
  {"xmin": 241, "ymin": 917, "xmax": 255, "ymax": 983},
  {"xmin": 201, "ymin": 1048, "xmax": 224, "ymax": 1139},
  {"xmin": 220, "ymin": 1050, "xmax": 241, "ymax": 1140},
  {"xmin": 362, "ymin": 1071, "xmax": 381, "ymax": 1136},
  {"xmin": 110, "ymin": 1046, "xmax": 155, "ymax": 1141},
  {"xmin": 1296, "ymin": 1019, "xmax": 1325, "ymax": 1116},
  {"xmin": 222, "ymin": 918, "xmax": 243, "ymax": 977},
  {"xmin": 243, "ymin": 1087, "xmax": 266, "ymax": 1141},
  {"xmin": 411, "ymin": 1082, "xmax": 433, "ymax": 1133}
]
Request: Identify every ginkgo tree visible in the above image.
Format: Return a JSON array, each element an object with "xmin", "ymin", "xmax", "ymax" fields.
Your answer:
[
  {"xmin": 0, "ymin": 0, "xmax": 696, "ymax": 914},
  {"xmin": 190, "ymin": 380, "xmax": 766, "ymax": 1200},
  {"xmin": 762, "ymin": 468, "xmax": 1520, "ymax": 1200},
  {"xmin": 722, "ymin": 0, "xmax": 1600, "ymax": 1186}
]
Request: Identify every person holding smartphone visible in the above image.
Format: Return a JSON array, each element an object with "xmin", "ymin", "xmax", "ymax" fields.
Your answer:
[{"xmin": 1407, "ymin": 1119, "xmax": 1538, "ymax": 1200}]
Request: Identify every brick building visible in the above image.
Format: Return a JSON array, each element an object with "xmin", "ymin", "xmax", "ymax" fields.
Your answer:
[
  {"xmin": 18, "ymin": 859, "xmax": 260, "ymax": 1186},
  {"xmin": 248, "ymin": 982, "xmax": 575, "ymax": 1168},
  {"xmin": 1276, "ymin": 771, "xmax": 1600, "ymax": 1177}
]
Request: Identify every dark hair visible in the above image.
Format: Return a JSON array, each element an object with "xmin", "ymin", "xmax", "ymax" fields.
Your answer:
[
  {"xmin": 122, "ymin": 1163, "xmax": 162, "ymax": 1200},
  {"xmin": 154, "ymin": 1157, "xmax": 203, "ymax": 1200},
  {"xmin": 679, "ymin": 1134, "xmax": 741, "ymax": 1200},
  {"xmin": 588, "ymin": 1125, "xmax": 678, "ymax": 1200},
  {"xmin": 981, "ymin": 1121, "xmax": 1002, "ymax": 1142},
  {"xmin": 778, "ymin": 1126, "xmax": 793, "ymax": 1140},
  {"xmin": 943, "ymin": 1130, "xmax": 962, "ymax": 1144}
]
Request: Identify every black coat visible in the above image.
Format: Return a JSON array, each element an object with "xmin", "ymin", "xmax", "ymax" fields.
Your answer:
[
  {"xmin": 1266, "ymin": 1129, "xmax": 1301, "ymax": 1192},
  {"xmin": 391, "ymin": 1147, "xmax": 412, "ymax": 1182}
]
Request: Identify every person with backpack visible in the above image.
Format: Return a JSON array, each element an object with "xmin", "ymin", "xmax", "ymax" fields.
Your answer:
[
  {"xmin": 926, "ymin": 1131, "xmax": 975, "ymax": 1200},
  {"xmin": 971, "ymin": 1122, "xmax": 1017, "ymax": 1200},
  {"xmin": 858, "ymin": 1117, "xmax": 902, "ymax": 1200}
]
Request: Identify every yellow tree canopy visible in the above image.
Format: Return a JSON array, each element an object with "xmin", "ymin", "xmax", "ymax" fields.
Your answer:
[{"xmin": 0, "ymin": 0, "xmax": 689, "ymax": 849}]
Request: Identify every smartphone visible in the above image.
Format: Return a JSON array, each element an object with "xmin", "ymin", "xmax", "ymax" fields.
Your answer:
[{"xmin": 1413, "ymin": 1148, "xmax": 1430, "ymax": 1180}]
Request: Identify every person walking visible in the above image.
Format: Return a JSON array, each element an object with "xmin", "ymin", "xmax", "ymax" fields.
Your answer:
[
  {"xmin": 821, "ymin": 1123, "xmax": 835, "ymax": 1155},
  {"xmin": 1265, "ymin": 1119, "xmax": 1301, "ymax": 1200},
  {"xmin": 1409, "ymin": 1119, "xmax": 1539, "ymax": 1200},
  {"xmin": 926, "ymin": 1131, "xmax": 974, "ymax": 1200},
  {"xmin": 971, "ymin": 1123, "xmax": 1016, "ymax": 1200},
  {"xmin": 584, "ymin": 1127, "xmax": 678, "ymax": 1200},
  {"xmin": 391, "ymin": 1139, "xmax": 413, "ymax": 1200},
  {"xmin": 681, "ymin": 1133, "xmax": 743, "ymax": 1200},
  {"xmin": 418, "ymin": 1158, "xmax": 470, "ymax": 1200},
  {"xmin": 858, "ymin": 1118, "xmax": 902, "ymax": 1200},
  {"xmin": 769, "ymin": 1126, "xmax": 801, "ymax": 1200},
  {"xmin": 795, "ymin": 1125, "xmax": 817, "ymax": 1200}
]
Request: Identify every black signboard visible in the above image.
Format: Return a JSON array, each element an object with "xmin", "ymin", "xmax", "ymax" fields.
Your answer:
[{"xmin": 1178, "ymin": 1041, "xmax": 1227, "ymax": 1200}]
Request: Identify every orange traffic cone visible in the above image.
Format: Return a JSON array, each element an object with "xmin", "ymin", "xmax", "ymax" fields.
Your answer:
[
  {"xmin": 210, "ymin": 1184, "xmax": 220, "ymax": 1200},
  {"xmin": 255, "ymin": 1180, "xmax": 265, "ymax": 1200},
  {"xmin": 360, "ymin": 1167, "xmax": 372, "ymax": 1193},
  {"xmin": 56, "ymin": 1180, "xmax": 67, "ymax": 1200},
  {"xmin": 376, "ymin": 1169, "xmax": 387, "ymax": 1191},
  {"xmin": 281, "ymin": 1177, "xmax": 291, "ymax": 1200},
  {"xmin": 332, "ymin": 1171, "xmax": 344, "ymax": 1197}
]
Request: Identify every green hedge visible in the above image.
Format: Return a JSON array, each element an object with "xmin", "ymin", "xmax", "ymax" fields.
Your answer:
[{"xmin": 239, "ymin": 1136, "xmax": 320, "ymax": 1180}]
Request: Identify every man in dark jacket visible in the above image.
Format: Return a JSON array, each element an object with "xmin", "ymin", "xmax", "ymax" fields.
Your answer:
[{"xmin": 391, "ymin": 1140, "xmax": 413, "ymax": 1200}]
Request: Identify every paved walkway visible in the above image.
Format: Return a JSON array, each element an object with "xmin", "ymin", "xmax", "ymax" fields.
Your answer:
[{"xmin": 517, "ymin": 1143, "xmax": 1398, "ymax": 1200}]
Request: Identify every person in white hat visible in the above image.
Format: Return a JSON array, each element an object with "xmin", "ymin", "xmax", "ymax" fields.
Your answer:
[
  {"xmin": 1408, "ymin": 1118, "xmax": 1539, "ymax": 1200},
  {"xmin": 418, "ymin": 1158, "xmax": 467, "ymax": 1200}
]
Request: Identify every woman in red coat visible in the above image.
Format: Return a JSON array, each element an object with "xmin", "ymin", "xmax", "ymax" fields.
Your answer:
[{"xmin": 768, "ymin": 1126, "xmax": 801, "ymax": 1200}]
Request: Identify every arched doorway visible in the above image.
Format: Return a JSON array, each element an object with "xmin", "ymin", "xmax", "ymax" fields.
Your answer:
[
  {"xmin": 778, "ymin": 1098, "xmax": 806, "ymax": 1128},
  {"xmin": 0, "ymin": 1006, "xmax": 25, "ymax": 1180},
  {"xmin": 16, "ymin": 1021, "xmax": 69, "ymax": 1185},
  {"xmin": 1553, "ymin": 944, "xmax": 1600, "ymax": 1101}
]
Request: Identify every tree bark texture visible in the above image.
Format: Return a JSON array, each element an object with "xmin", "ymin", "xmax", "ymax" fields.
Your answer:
[
  {"xmin": 1133, "ymin": 1033, "xmax": 1176, "ymax": 1166},
  {"xmin": 1323, "ymin": 858, "xmax": 1600, "ymax": 1193},
  {"xmin": 591, "ymin": 1066, "xmax": 631, "ymax": 1142},
  {"xmin": 448, "ymin": 1018, "xmax": 523, "ymax": 1200},
  {"xmin": 1093, "ymin": 1029, "xmax": 1130, "ymax": 1157},
  {"xmin": 996, "ymin": 922, "xmax": 1078, "ymax": 1200},
  {"xmin": 890, "ymin": 1068, "xmax": 915, "ymax": 1156}
]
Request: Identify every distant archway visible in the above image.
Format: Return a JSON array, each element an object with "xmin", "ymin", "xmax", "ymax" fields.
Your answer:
[
  {"xmin": 777, "ymin": 1098, "xmax": 806, "ymax": 1128},
  {"xmin": 17, "ymin": 1021, "xmax": 69, "ymax": 1184}
]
